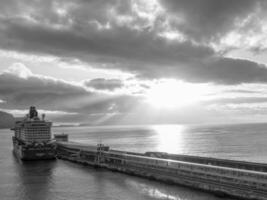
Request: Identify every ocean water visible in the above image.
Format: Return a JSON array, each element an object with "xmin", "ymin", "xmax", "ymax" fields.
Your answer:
[{"xmin": 1, "ymin": 123, "xmax": 267, "ymax": 200}]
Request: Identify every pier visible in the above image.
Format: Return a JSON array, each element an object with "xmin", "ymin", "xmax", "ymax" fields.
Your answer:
[{"xmin": 55, "ymin": 141, "xmax": 267, "ymax": 200}]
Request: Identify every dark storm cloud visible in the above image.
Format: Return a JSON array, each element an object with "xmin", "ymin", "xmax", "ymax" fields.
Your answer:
[
  {"xmin": 189, "ymin": 58, "xmax": 267, "ymax": 84},
  {"xmin": 159, "ymin": 0, "xmax": 261, "ymax": 42},
  {"xmin": 85, "ymin": 78, "xmax": 123, "ymax": 91},
  {"xmin": 0, "ymin": 0, "xmax": 267, "ymax": 85},
  {"xmin": 0, "ymin": 17, "xmax": 213, "ymax": 64}
]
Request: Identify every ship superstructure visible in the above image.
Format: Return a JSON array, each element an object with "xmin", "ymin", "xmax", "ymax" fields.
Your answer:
[{"xmin": 12, "ymin": 106, "xmax": 56, "ymax": 160}]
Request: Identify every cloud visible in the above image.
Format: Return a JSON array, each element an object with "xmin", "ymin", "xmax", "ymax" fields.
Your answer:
[
  {"xmin": 159, "ymin": 0, "xmax": 261, "ymax": 42},
  {"xmin": 0, "ymin": 108, "xmax": 77, "ymax": 117},
  {"xmin": 0, "ymin": 0, "xmax": 267, "ymax": 85},
  {"xmin": 2, "ymin": 63, "xmax": 267, "ymax": 124},
  {"xmin": 224, "ymin": 89, "xmax": 260, "ymax": 94},
  {"xmin": 0, "ymin": 64, "xmax": 95, "ymax": 111},
  {"xmin": 0, "ymin": 64, "xmax": 144, "ymax": 123},
  {"xmin": 85, "ymin": 78, "xmax": 124, "ymax": 91},
  {"xmin": 189, "ymin": 57, "xmax": 267, "ymax": 84},
  {"xmin": 208, "ymin": 97, "xmax": 267, "ymax": 105},
  {"xmin": 4, "ymin": 62, "xmax": 33, "ymax": 78}
]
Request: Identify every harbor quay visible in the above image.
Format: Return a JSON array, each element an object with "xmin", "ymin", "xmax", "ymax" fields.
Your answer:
[
  {"xmin": 55, "ymin": 140, "xmax": 267, "ymax": 200},
  {"xmin": 10, "ymin": 107, "xmax": 267, "ymax": 200}
]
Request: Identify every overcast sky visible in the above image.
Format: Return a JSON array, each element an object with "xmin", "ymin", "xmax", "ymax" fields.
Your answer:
[{"xmin": 1, "ymin": 0, "xmax": 267, "ymax": 125}]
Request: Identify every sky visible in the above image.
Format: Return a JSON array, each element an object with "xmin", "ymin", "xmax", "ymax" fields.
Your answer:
[{"xmin": 1, "ymin": 0, "xmax": 267, "ymax": 125}]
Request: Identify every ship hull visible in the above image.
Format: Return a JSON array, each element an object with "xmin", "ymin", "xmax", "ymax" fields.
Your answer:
[{"xmin": 12, "ymin": 137, "xmax": 56, "ymax": 160}]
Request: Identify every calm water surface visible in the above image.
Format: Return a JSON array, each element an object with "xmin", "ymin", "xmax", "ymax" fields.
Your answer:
[{"xmin": 2, "ymin": 123, "xmax": 267, "ymax": 200}]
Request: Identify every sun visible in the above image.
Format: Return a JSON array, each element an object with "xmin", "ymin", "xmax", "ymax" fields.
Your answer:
[{"xmin": 146, "ymin": 79, "xmax": 208, "ymax": 109}]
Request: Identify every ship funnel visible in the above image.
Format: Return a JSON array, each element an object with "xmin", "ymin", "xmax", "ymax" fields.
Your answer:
[
  {"xmin": 29, "ymin": 106, "xmax": 38, "ymax": 119},
  {"xmin": 42, "ymin": 114, "xmax": 45, "ymax": 121}
]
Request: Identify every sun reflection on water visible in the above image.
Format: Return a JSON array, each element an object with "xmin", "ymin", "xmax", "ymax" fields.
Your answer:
[{"xmin": 153, "ymin": 125, "xmax": 186, "ymax": 154}]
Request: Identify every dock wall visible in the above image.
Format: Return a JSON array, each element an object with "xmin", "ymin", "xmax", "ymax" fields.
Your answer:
[
  {"xmin": 145, "ymin": 152, "xmax": 267, "ymax": 172},
  {"xmin": 56, "ymin": 142, "xmax": 267, "ymax": 200}
]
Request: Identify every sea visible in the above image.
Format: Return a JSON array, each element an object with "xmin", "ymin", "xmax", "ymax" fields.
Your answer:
[{"xmin": 1, "ymin": 123, "xmax": 267, "ymax": 200}]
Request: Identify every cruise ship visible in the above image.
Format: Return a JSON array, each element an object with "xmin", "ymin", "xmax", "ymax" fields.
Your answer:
[{"xmin": 11, "ymin": 106, "xmax": 56, "ymax": 160}]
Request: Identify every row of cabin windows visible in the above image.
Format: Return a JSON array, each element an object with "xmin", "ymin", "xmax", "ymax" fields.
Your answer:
[
  {"xmin": 23, "ymin": 132, "xmax": 50, "ymax": 135},
  {"xmin": 23, "ymin": 133, "xmax": 50, "ymax": 136},
  {"xmin": 24, "ymin": 130, "xmax": 50, "ymax": 132},
  {"xmin": 25, "ymin": 138, "xmax": 50, "ymax": 140},
  {"xmin": 25, "ymin": 136, "xmax": 50, "ymax": 139},
  {"xmin": 23, "ymin": 135, "xmax": 50, "ymax": 138},
  {"xmin": 24, "ymin": 133, "xmax": 50, "ymax": 135}
]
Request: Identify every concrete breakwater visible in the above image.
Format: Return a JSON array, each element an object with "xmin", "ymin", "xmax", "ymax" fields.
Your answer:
[{"xmin": 56, "ymin": 141, "xmax": 267, "ymax": 200}]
